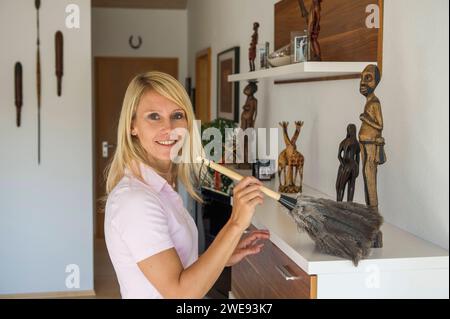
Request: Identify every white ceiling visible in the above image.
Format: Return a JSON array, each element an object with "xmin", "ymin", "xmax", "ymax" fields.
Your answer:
[{"xmin": 92, "ymin": 0, "xmax": 188, "ymax": 10}]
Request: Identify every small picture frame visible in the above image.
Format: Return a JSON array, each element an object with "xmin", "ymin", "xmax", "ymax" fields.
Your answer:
[
  {"xmin": 264, "ymin": 42, "xmax": 270, "ymax": 68},
  {"xmin": 258, "ymin": 46, "xmax": 266, "ymax": 69},
  {"xmin": 291, "ymin": 31, "xmax": 308, "ymax": 63},
  {"xmin": 217, "ymin": 47, "xmax": 240, "ymax": 122},
  {"xmin": 256, "ymin": 41, "xmax": 270, "ymax": 70}
]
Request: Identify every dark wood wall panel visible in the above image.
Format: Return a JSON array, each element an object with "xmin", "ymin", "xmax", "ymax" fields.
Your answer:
[{"xmin": 275, "ymin": 0, "xmax": 383, "ymax": 63}]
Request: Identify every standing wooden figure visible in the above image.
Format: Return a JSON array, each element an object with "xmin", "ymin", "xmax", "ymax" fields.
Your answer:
[
  {"xmin": 278, "ymin": 121, "xmax": 304, "ymax": 194},
  {"xmin": 359, "ymin": 64, "xmax": 386, "ymax": 208},
  {"xmin": 248, "ymin": 22, "xmax": 260, "ymax": 72},
  {"xmin": 240, "ymin": 82, "xmax": 258, "ymax": 131},
  {"xmin": 237, "ymin": 81, "xmax": 258, "ymax": 169},
  {"xmin": 359, "ymin": 64, "xmax": 386, "ymax": 248},
  {"xmin": 336, "ymin": 124, "xmax": 360, "ymax": 202},
  {"xmin": 298, "ymin": 0, "xmax": 322, "ymax": 61}
]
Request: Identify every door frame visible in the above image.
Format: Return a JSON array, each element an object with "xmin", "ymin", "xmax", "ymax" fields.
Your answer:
[{"xmin": 195, "ymin": 47, "xmax": 212, "ymax": 123}]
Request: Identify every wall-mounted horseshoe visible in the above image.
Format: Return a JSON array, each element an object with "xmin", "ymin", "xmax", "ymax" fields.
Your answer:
[{"xmin": 129, "ymin": 35, "xmax": 143, "ymax": 50}]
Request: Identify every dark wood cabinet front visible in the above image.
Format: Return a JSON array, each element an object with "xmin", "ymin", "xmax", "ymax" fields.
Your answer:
[{"xmin": 232, "ymin": 225, "xmax": 317, "ymax": 299}]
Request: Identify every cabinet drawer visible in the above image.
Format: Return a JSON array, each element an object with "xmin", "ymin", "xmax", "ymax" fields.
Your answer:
[
  {"xmin": 232, "ymin": 225, "xmax": 317, "ymax": 299},
  {"xmin": 232, "ymin": 257, "xmax": 282, "ymax": 299}
]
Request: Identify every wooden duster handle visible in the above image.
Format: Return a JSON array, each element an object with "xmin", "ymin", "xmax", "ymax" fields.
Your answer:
[{"xmin": 199, "ymin": 157, "xmax": 282, "ymax": 201}]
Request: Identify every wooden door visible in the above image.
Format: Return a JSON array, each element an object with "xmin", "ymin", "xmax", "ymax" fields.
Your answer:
[
  {"xmin": 195, "ymin": 48, "xmax": 211, "ymax": 124},
  {"xmin": 94, "ymin": 57, "xmax": 178, "ymax": 238}
]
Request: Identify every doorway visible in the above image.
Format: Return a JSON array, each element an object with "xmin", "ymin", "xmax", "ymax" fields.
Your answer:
[
  {"xmin": 94, "ymin": 57, "xmax": 178, "ymax": 238},
  {"xmin": 93, "ymin": 57, "xmax": 178, "ymax": 297}
]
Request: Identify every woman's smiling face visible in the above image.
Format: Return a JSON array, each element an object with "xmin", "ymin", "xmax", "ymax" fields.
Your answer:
[{"xmin": 132, "ymin": 90, "xmax": 188, "ymax": 164}]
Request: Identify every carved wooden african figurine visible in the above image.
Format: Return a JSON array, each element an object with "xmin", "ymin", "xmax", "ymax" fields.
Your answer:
[
  {"xmin": 35, "ymin": 0, "xmax": 42, "ymax": 164},
  {"xmin": 55, "ymin": 31, "xmax": 64, "ymax": 96},
  {"xmin": 359, "ymin": 64, "xmax": 386, "ymax": 208},
  {"xmin": 278, "ymin": 121, "xmax": 304, "ymax": 193},
  {"xmin": 359, "ymin": 64, "xmax": 385, "ymax": 248},
  {"xmin": 241, "ymin": 82, "xmax": 258, "ymax": 131},
  {"xmin": 298, "ymin": 0, "xmax": 322, "ymax": 61},
  {"xmin": 336, "ymin": 124, "xmax": 360, "ymax": 202},
  {"xmin": 14, "ymin": 62, "xmax": 23, "ymax": 127},
  {"xmin": 248, "ymin": 22, "xmax": 260, "ymax": 72},
  {"xmin": 237, "ymin": 81, "xmax": 258, "ymax": 169}
]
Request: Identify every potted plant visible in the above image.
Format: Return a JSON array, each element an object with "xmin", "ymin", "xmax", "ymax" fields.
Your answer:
[{"xmin": 201, "ymin": 118, "xmax": 238, "ymax": 194}]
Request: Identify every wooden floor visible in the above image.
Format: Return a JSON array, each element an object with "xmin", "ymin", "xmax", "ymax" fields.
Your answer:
[{"xmin": 93, "ymin": 238, "xmax": 121, "ymax": 299}]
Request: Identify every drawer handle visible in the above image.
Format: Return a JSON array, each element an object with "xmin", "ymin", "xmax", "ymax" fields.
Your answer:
[{"xmin": 275, "ymin": 265, "xmax": 302, "ymax": 281}]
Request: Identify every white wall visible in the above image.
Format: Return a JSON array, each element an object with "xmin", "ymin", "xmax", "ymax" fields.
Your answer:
[
  {"xmin": 187, "ymin": 0, "xmax": 449, "ymax": 249},
  {"xmin": 188, "ymin": 0, "xmax": 275, "ymax": 128},
  {"xmin": 0, "ymin": 0, "xmax": 93, "ymax": 294},
  {"xmin": 92, "ymin": 7, "xmax": 188, "ymax": 82}
]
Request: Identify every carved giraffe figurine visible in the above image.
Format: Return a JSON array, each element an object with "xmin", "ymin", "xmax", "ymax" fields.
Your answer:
[
  {"xmin": 278, "ymin": 149, "xmax": 288, "ymax": 186},
  {"xmin": 291, "ymin": 121, "xmax": 305, "ymax": 191},
  {"xmin": 278, "ymin": 121, "xmax": 305, "ymax": 193}
]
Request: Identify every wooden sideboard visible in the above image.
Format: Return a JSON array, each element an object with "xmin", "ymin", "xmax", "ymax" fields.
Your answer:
[{"xmin": 230, "ymin": 175, "xmax": 449, "ymax": 299}]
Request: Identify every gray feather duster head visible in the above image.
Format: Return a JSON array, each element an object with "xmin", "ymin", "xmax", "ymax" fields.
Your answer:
[{"xmin": 289, "ymin": 195, "xmax": 383, "ymax": 266}]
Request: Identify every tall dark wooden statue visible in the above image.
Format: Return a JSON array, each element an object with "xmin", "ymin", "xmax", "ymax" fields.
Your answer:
[
  {"xmin": 14, "ymin": 62, "xmax": 23, "ymax": 127},
  {"xmin": 359, "ymin": 64, "xmax": 386, "ymax": 208},
  {"xmin": 359, "ymin": 64, "xmax": 386, "ymax": 248},
  {"xmin": 248, "ymin": 22, "xmax": 260, "ymax": 72},
  {"xmin": 336, "ymin": 124, "xmax": 360, "ymax": 202},
  {"xmin": 298, "ymin": 0, "xmax": 322, "ymax": 61},
  {"xmin": 55, "ymin": 31, "xmax": 64, "ymax": 96},
  {"xmin": 240, "ymin": 82, "xmax": 258, "ymax": 133},
  {"xmin": 237, "ymin": 81, "xmax": 258, "ymax": 169}
]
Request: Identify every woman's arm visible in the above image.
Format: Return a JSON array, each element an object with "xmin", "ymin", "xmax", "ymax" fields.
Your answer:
[{"xmin": 137, "ymin": 177, "xmax": 264, "ymax": 299}]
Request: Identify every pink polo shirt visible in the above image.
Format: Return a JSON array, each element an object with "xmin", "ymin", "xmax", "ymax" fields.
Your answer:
[{"xmin": 104, "ymin": 162, "xmax": 198, "ymax": 299}]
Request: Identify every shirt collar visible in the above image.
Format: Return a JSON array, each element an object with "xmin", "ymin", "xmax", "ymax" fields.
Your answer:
[{"xmin": 139, "ymin": 162, "xmax": 169, "ymax": 194}]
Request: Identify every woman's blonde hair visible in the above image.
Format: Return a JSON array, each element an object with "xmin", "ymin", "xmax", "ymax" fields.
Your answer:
[{"xmin": 105, "ymin": 71, "xmax": 204, "ymax": 202}]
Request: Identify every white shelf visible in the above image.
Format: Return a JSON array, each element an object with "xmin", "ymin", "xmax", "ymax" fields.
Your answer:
[{"xmin": 228, "ymin": 61, "xmax": 376, "ymax": 82}]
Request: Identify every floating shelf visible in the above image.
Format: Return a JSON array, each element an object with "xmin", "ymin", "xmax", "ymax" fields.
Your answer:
[{"xmin": 228, "ymin": 61, "xmax": 377, "ymax": 83}]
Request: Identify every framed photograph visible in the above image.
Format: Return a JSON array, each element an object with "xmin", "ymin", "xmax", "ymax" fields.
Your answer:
[
  {"xmin": 256, "ymin": 41, "xmax": 270, "ymax": 70},
  {"xmin": 291, "ymin": 31, "xmax": 308, "ymax": 63},
  {"xmin": 258, "ymin": 45, "xmax": 266, "ymax": 69},
  {"xmin": 295, "ymin": 35, "xmax": 308, "ymax": 62},
  {"xmin": 217, "ymin": 47, "xmax": 240, "ymax": 122}
]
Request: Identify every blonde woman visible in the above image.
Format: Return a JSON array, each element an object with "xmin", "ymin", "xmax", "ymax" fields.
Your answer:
[{"xmin": 104, "ymin": 71, "xmax": 270, "ymax": 299}]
